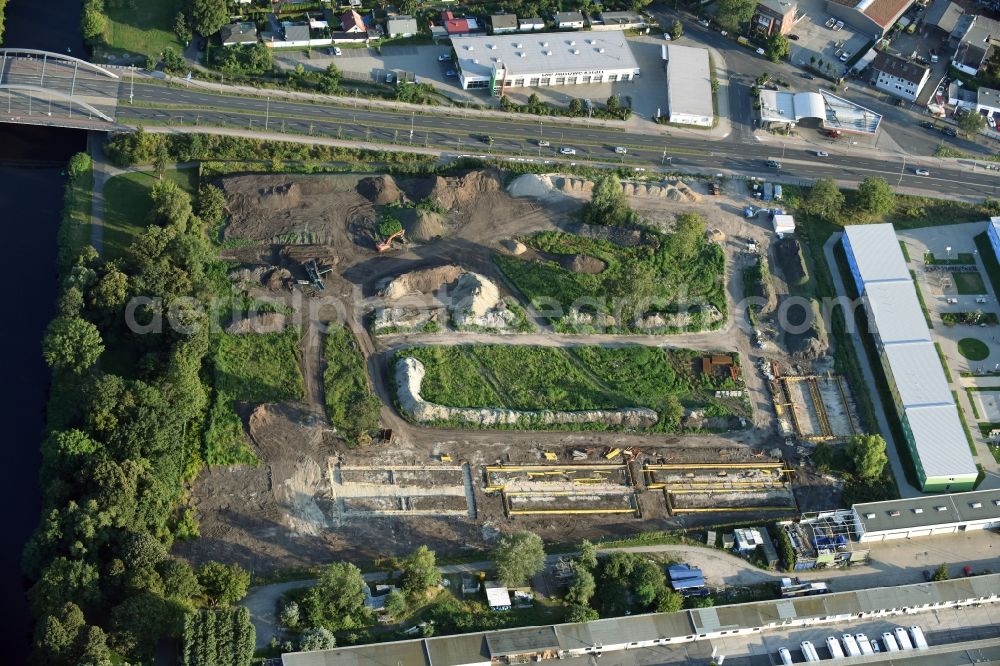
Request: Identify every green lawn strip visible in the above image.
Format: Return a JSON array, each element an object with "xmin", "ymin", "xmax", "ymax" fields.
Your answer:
[
  {"xmin": 910, "ymin": 270, "xmax": 933, "ymax": 329},
  {"xmin": 976, "ymin": 231, "xmax": 1000, "ymax": 298},
  {"xmin": 952, "ymin": 390, "xmax": 980, "ymax": 457},
  {"xmin": 967, "ymin": 388, "xmax": 982, "ymax": 420},
  {"xmin": 924, "ymin": 251, "xmax": 976, "ymax": 265},
  {"xmin": 954, "ymin": 271, "xmax": 987, "ymax": 295},
  {"xmin": 990, "ymin": 443, "xmax": 1000, "ymax": 464},
  {"xmin": 899, "ymin": 240, "xmax": 911, "ymax": 263},
  {"xmin": 935, "ymin": 342, "xmax": 953, "ymax": 379},
  {"xmin": 958, "ymin": 337, "xmax": 990, "ymax": 361},
  {"xmin": 975, "ymin": 463, "xmax": 986, "ymax": 489},
  {"xmin": 102, "ymin": 167, "xmax": 199, "ymax": 260},
  {"xmin": 323, "ymin": 324, "xmax": 381, "ymax": 443},
  {"xmin": 100, "ymin": 0, "xmax": 184, "ymax": 58},
  {"xmin": 205, "ymin": 327, "xmax": 305, "ymax": 464}
]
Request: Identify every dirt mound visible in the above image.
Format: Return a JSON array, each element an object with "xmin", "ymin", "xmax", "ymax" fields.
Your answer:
[
  {"xmin": 430, "ymin": 170, "xmax": 502, "ymax": 211},
  {"xmin": 255, "ymin": 182, "xmax": 302, "ymax": 210},
  {"xmin": 357, "ymin": 175, "xmax": 405, "ymax": 205},
  {"xmin": 404, "ymin": 209, "xmax": 447, "ymax": 241},
  {"xmin": 378, "ymin": 265, "xmax": 465, "ymax": 301},
  {"xmin": 775, "ymin": 238, "xmax": 808, "ymax": 286},
  {"xmin": 558, "ymin": 254, "xmax": 607, "ymax": 274},
  {"xmin": 265, "ymin": 267, "xmax": 292, "ymax": 290},
  {"xmin": 226, "ymin": 313, "xmax": 288, "ymax": 335},
  {"xmin": 507, "ymin": 173, "xmax": 555, "ymax": 198},
  {"xmin": 451, "ymin": 272, "xmax": 500, "ymax": 319}
]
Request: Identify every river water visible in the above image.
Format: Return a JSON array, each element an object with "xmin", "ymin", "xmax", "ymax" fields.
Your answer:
[{"xmin": 1, "ymin": 0, "xmax": 87, "ymax": 659}]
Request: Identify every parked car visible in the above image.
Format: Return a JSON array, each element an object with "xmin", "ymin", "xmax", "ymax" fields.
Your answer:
[
  {"xmin": 944, "ymin": 127, "xmax": 958, "ymax": 137},
  {"xmin": 815, "ymin": 150, "xmax": 829, "ymax": 157},
  {"xmin": 920, "ymin": 120, "xmax": 935, "ymax": 129},
  {"xmin": 445, "ymin": 69, "xmax": 457, "ymax": 77},
  {"xmin": 698, "ymin": 18, "xmax": 710, "ymax": 27},
  {"xmin": 839, "ymin": 52, "xmax": 850, "ymax": 62},
  {"xmin": 756, "ymin": 47, "xmax": 766, "ymax": 55},
  {"xmin": 560, "ymin": 147, "xmax": 577, "ymax": 155},
  {"xmin": 438, "ymin": 53, "xmax": 452, "ymax": 62},
  {"xmin": 915, "ymin": 168, "xmax": 930, "ymax": 176},
  {"xmin": 895, "ymin": 98, "xmax": 905, "ymax": 106},
  {"xmin": 538, "ymin": 140, "xmax": 550, "ymax": 147},
  {"xmin": 788, "ymin": 33, "xmax": 800, "ymax": 40},
  {"xmin": 799, "ymin": 72, "xmax": 815, "ymax": 79},
  {"xmin": 663, "ymin": 32, "xmax": 671, "ymax": 40},
  {"xmin": 333, "ymin": 47, "xmax": 342, "ymax": 56},
  {"xmin": 614, "ymin": 146, "xmax": 627, "ymax": 154},
  {"xmin": 834, "ymin": 20, "xmax": 845, "ymax": 30}
]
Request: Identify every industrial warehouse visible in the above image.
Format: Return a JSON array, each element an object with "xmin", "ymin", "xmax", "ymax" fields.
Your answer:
[
  {"xmin": 842, "ymin": 223, "xmax": 978, "ymax": 491},
  {"xmin": 663, "ymin": 44, "xmax": 713, "ymax": 127},
  {"xmin": 280, "ymin": 575, "xmax": 1000, "ymax": 665},
  {"xmin": 451, "ymin": 31, "xmax": 640, "ymax": 93},
  {"xmin": 852, "ymin": 488, "xmax": 1000, "ymax": 541}
]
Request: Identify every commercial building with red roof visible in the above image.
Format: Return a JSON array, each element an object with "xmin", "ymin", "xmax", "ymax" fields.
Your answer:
[{"xmin": 825, "ymin": 0, "xmax": 914, "ymax": 37}]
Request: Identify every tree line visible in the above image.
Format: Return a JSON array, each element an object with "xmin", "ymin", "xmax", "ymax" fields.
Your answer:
[{"xmin": 26, "ymin": 152, "xmax": 253, "ymax": 664}]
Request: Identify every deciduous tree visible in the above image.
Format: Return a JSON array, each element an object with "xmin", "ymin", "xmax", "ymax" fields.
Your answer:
[
  {"xmin": 401, "ymin": 545, "xmax": 441, "ymax": 599},
  {"xmin": 565, "ymin": 564, "xmax": 596, "ymax": 605},
  {"xmin": 494, "ymin": 531, "xmax": 546, "ymax": 587},
  {"xmin": 300, "ymin": 562, "xmax": 370, "ymax": 631},
  {"xmin": 715, "ymin": 0, "xmax": 755, "ymax": 32},
  {"xmin": 197, "ymin": 561, "xmax": 250, "ymax": 607},
  {"xmin": 190, "ymin": 0, "xmax": 227, "ymax": 37},
  {"xmin": 803, "ymin": 177, "xmax": 845, "ymax": 221},
  {"xmin": 856, "ymin": 176, "xmax": 895, "ymax": 217},
  {"xmin": 42, "ymin": 317, "xmax": 104, "ymax": 374},
  {"xmin": 846, "ymin": 434, "xmax": 888, "ymax": 481}
]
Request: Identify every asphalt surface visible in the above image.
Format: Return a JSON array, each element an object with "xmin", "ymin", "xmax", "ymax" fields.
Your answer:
[{"xmin": 116, "ymin": 81, "xmax": 1000, "ymax": 199}]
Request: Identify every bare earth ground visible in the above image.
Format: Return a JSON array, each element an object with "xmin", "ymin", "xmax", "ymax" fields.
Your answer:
[{"xmin": 176, "ymin": 172, "xmax": 843, "ymax": 572}]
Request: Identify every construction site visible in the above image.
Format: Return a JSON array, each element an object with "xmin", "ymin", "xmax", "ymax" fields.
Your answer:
[
  {"xmin": 779, "ymin": 510, "xmax": 870, "ymax": 571},
  {"xmin": 771, "ymin": 372, "xmax": 860, "ymax": 441},
  {"xmin": 643, "ymin": 448, "xmax": 798, "ymax": 515},
  {"xmin": 331, "ymin": 463, "xmax": 476, "ymax": 520},
  {"xmin": 483, "ymin": 463, "xmax": 640, "ymax": 518}
]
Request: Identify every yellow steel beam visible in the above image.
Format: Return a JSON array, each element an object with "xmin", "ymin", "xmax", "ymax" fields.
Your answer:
[
  {"xmin": 667, "ymin": 488, "xmax": 789, "ymax": 495},
  {"xmin": 669, "ymin": 506, "xmax": 796, "ymax": 513},
  {"xmin": 504, "ymin": 490, "xmax": 631, "ymax": 496},
  {"xmin": 508, "ymin": 508, "xmax": 637, "ymax": 515},
  {"xmin": 485, "ymin": 464, "xmax": 625, "ymax": 472},
  {"xmin": 644, "ymin": 462, "xmax": 783, "ymax": 470}
]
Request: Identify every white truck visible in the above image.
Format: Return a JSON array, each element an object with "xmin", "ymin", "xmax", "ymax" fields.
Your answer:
[
  {"xmin": 827, "ymin": 636, "xmax": 846, "ymax": 659},
  {"xmin": 882, "ymin": 632, "xmax": 900, "ymax": 652},
  {"xmin": 842, "ymin": 633, "xmax": 862, "ymax": 657},
  {"xmin": 801, "ymin": 640, "xmax": 820, "ymax": 662},
  {"xmin": 910, "ymin": 625, "xmax": 929, "ymax": 650},
  {"xmin": 856, "ymin": 633, "xmax": 875, "ymax": 655},
  {"xmin": 895, "ymin": 626, "xmax": 915, "ymax": 650}
]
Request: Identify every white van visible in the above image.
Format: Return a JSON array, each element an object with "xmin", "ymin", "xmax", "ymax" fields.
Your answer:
[{"xmin": 882, "ymin": 632, "xmax": 900, "ymax": 652}]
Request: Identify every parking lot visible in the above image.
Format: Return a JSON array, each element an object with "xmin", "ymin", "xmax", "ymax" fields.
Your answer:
[
  {"xmin": 784, "ymin": 0, "xmax": 873, "ymax": 78},
  {"xmin": 270, "ymin": 37, "xmax": 670, "ymax": 119}
]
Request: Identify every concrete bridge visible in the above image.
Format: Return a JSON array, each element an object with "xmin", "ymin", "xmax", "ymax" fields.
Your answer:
[{"xmin": 0, "ymin": 49, "xmax": 123, "ymax": 130}]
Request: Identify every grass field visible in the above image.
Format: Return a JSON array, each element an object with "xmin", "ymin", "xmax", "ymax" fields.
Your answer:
[
  {"xmin": 323, "ymin": 325, "xmax": 381, "ymax": 444},
  {"xmin": 102, "ymin": 167, "xmax": 199, "ymax": 259},
  {"xmin": 100, "ymin": 0, "xmax": 185, "ymax": 58},
  {"xmin": 954, "ymin": 271, "xmax": 987, "ymax": 295},
  {"xmin": 205, "ymin": 327, "xmax": 305, "ymax": 464},
  {"xmin": 958, "ymin": 337, "xmax": 990, "ymax": 361},
  {"xmin": 399, "ymin": 345, "xmax": 747, "ymax": 431},
  {"xmin": 495, "ymin": 226, "xmax": 725, "ymax": 333},
  {"xmin": 58, "ymin": 169, "xmax": 93, "ymax": 270}
]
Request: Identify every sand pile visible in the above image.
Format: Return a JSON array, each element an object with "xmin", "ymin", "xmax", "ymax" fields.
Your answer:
[
  {"xmin": 225, "ymin": 313, "xmax": 288, "ymax": 335},
  {"xmin": 429, "ymin": 170, "xmax": 502, "ymax": 210},
  {"xmin": 395, "ymin": 357, "xmax": 659, "ymax": 428},
  {"xmin": 507, "ymin": 173, "xmax": 555, "ymax": 198},
  {"xmin": 378, "ymin": 265, "xmax": 465, "ymax": 301},
  {"xmin": 265, "ymin": 268, "xmax": 292, "ymax": 290},
  {"xmin": 357, "ymin": 175, "xmax": 405, "ymax": 205},
  {"xmin": 502, "ymin": 239, "xmax": 528, "ymax": 255}
]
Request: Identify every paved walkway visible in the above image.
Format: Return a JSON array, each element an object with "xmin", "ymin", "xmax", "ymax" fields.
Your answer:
[
  {"xmin": 823, "ymin": 232, "xmax": 922, "ymax": 498},
  {"xmin": 87, "ymin": 130, "xmax": 125, "ymax": 256}
]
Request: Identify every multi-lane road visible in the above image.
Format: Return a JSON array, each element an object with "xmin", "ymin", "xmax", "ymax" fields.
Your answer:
[{"xmin": 117, "ymin": 81, "xmax": 1000, "ymax": 199}]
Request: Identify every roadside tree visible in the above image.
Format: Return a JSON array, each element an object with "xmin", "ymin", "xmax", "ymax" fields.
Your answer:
[
  {"xmin": 670, "ymin": 19, "xmax": 683, "ymax": 40},
  {"xmin": 959, "ymin": 112, "xmax": 987, "ymax": 136},
  {"xmin": 803, "ymin": 177, "xmax": 845, "ymax": 221},
  {"xmin": 577, "ymin": 539, "xmax": 598, "ymax": 570},
  {"xmin": 766, "ymin": 34, "xmax": 790, "ymax": 62},
  {"xmin": 855, "ymin": 176, "xmax": 895, "ymax": 217},
  {"xmin": 932, "ymin": 563, "xmax": 949, "ymax": 581},
  {"xmin": 565, "ymin": 564, "xmax": 596, "ymax": 605},
  {"xmin": 715, "ymin": 0, "xmax": 755, "ymax": 33}
]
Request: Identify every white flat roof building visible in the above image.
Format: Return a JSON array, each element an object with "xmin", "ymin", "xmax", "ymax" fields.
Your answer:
[
  {"xmin": 903, "ymin": 404, "xmax": 977, "ymax": 483},
  {"xmin": 863, "ymin": 281, "xmax": 930, "ymax": 346},
  {"xmin": 882, "ymin": 342, "xmax": 952, "ymax": 408},
  {"xmin": 843, "ymin": 223, "xmax": 910, "ymax": 290},
  {"xmin": 453, "ymin": 32, "xmax": 639, "ymax": 93},
  {"xmin": 664, "ymin": 44, "xmax": 713, "ymax": 127}
]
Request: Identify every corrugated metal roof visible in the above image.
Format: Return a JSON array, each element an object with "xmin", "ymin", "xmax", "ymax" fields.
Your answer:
[
  {"xmin": 904, "ymin": 404, "xmax": 978, "ymax": 479},
  {"xmin": 486, "ymin": 627, "xmax": 558, "ymax": 656},
  {"xmin": 843, "ymin": 224, "xmax": 910, "ymax": 285},
  {"xmin": 864, "ymin": 281, "xmax": 931, "ymax": 345},
  {"xmin": 282, "ymin": 640, "xmax": 429, "ymax": 666},
  {"xmin": 425, "ymin": 633, "xmax": 490, "ymax": 665},
  {"xmin": 854, "ymin": 487, "xmax": 1000, "ymax": 534},
  {"xmin": 882, "ymin": 342, "xmax": 952, "ymax": 407}
]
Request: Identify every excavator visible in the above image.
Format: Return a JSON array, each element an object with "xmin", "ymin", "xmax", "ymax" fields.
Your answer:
[{"xmin": 376, "ymin": 228, "xmax": 405, "ymax": 252}]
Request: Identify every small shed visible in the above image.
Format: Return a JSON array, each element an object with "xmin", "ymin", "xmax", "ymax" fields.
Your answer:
[
  {"xmin": 734, "ymin": 527, "xmax": 765, "ymax": 552},
  {"xmin": 484, "ymin": 582, "xmax": 512, "ymax": 611},
  {"xmin": 772, "ymin": 213, "xmax": 796, "ymax": 235}
]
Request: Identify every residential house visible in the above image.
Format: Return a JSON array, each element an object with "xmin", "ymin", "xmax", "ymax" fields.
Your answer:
[
  {"xmin": 387, "ymin": 15, "xmax": 418, "ymax": 38},
  {"xmin": 491, "ymin": 14, "xmax": 519, "ymax": 34},
  {"xmin": 869, "ymin": 51, "xmax": 930, "ymax": 101},
  {"xmin": 753, "ymin": 0, "xmax": 797, "ymax": 36},
  {"xmin": 341, "ymin": 9, "xmax": 365, "ymax": 33},
  {"xmin": 593, "ymin": 11, "xmax": 648, "ymax": 30},
  {"xmin": 518, "ymin": 17, "xmax": 545, "ymax": 31},
  {"xmin": 555, "ymin": 11, "xmax": 585, "ymax": 29},
  {"xmin": 979, "ymin": 86, "xmax": 1000, "ymax": 116},
  {"xmin": 947, "ymin": 81, "xmax": 978, "ymax": 110},
  {"xmin": 952, "ymin": 14, "xmax": 1000, "ymax": 75},
  {"xmin": 281, "ymin": 22, "xmax": 312, "ymax": 46},
  {"xmin": 441, "ymin": 10, "xmax": 477, "ymax": 35},
  {"xmin": 307, "ymin": 12, "xmax": 328, "ymax": 29},
  {"xmin": 220, "ymin": 22, "xmax": 259, "ymax": 46}
]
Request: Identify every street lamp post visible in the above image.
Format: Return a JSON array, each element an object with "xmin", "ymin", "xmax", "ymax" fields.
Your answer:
[{"xmin": 265, "ymin": 97, "xmax": 270, "ymax": 131}]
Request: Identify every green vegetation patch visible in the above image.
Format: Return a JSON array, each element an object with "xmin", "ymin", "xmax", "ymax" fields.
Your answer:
[
  {"xmin": 102, "ymin": 168, "xmax": 199, "ymax": 259},
  {"xmin": 954, "ymin": 271, "xmax": 987, "ymax": 295},
  {"xmin": 942, "ymin": 311, "xmax": 998, "ymax": 326},
  {"xmin": 496, "ymin": 222, "xmax": 725, "ymax": 333},
  {"xmin": 924, "ymin": 251, "xmax": 976, "ymax": 265},
  {"xmin": 399, "ymin": 345, "xmax": 747, "ymax": 431},
  {"xmin": 205, "ymin": 327, "xmax": 304, "ymax": 464},
  {"xmin": 958, "ymin": 338, "xmax": 990, "ymax": 361},
  {"xmin": 910, "ymin": 271, "xmax": 933, "ymax": 329},
  {"xmin": 323, "ymin": 325, "xmax": 381, "ymax": 445},
  {"xmin": 101, "ymin": 0, "xmax": 184, "ymax": 58}
]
